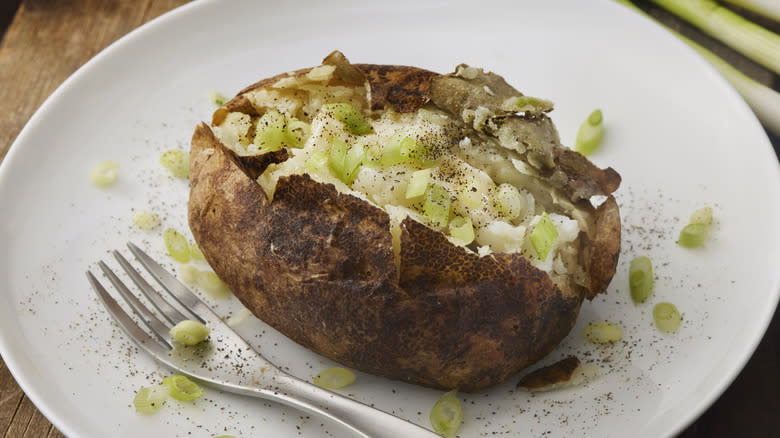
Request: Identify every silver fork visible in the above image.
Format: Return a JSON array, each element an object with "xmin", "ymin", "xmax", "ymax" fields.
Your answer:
[{"xmin": 86, "ymin": 242, "xmax": 440, "ymax": 438}]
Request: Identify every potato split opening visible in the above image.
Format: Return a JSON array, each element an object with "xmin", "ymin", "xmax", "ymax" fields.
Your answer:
[{"xmin": 210, "ymin": 56, "xmax": 613, "ymax": 294}]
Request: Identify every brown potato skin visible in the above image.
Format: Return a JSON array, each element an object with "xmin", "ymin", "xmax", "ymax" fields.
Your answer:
[{"xmin": 189, "ymin": 60, "xmax": 621, "ymax": 392}]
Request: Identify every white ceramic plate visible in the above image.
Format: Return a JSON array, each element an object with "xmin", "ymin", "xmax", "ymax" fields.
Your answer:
[{"xmin": 1, "ymin": 0, "xmax": 778, "ymax": 437}]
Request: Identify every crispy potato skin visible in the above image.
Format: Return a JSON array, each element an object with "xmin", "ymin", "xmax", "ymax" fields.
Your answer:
[{"xmin": 189, "ymin": 61, "xmax": 621, "ymax": 392}]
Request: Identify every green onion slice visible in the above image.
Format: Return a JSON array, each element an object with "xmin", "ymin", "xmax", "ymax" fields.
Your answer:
[
  {"xmin": 653, "ymin": 302, "xmax": 682, "ymax": 333},
  {"xmin": 162, "ymin": 375, "xmax": 205, "ymax": 401},
  {"xmin": 322, "ymin": 103, "xmax": 373, "ymax": 135},
  {"xmin": 328, "ymin": 138, "xmax": 365, "ymax": 184},
  {"xmin": 196, "ymin": 270, "xmax": 231, "ymax": 299},
  {"xmin": 689, "ymin": 206, "xmax": 713, "ymax": 225},
  {"xmin": 89, "ymin": 160, "xmax": 120, "ymax": 187},
  {"xmin": 574, "ymin": 109, "xmax": 604, "ymax": 156},
  {"xmin": 678, "ymin": 223, "xmax": 710, "ymax": 248},
  {"xmin": 133, "ymin": 210, "xmax": 160, "ymax": 230},
  {"xmin": 159, "ymin": 150, "xmax": 190, "ymax": 178},
  {"xmin": 423, "ymin": 183, "xmax": 452, "ymax": 229},
  {"xmin": 530, "ymin": 213, "xmax": 558, "ymax": 262},
  {"xmin": 406, "ymin": 168, "xmax": 433, "ymax": 199},
  {"xmin": 449, "ymin": 216, "xmax": 475, "ymax": 245},
  {"xmin": 133, "ymin": 385, "xmax": 170, "ymax": 414},
  {"xmin": 169, "ymin": 320, "xmax": 210, "ymax": 346},
  {"xmin": 583, "ymin": 321, "xmax": 623, "ymax": 344},
  {"xmin": 429, "ymin": 390, "xmax": 462, "ymax": 437},
  {"xmin": 163, "ymin": 228, "xmax": 191, "ymax": 263},
  {"xmin": 209, "ymin": 90, "xmax": 228, "ymax": 107},
  {"xmin": 629, "ymin": 256, "xmax": 654, "ymax": 304},
  {"xmin": 178, "ymin": 264, "xmax": 200, "ymax": 285},
  {"xmin": 313, "ymin": 367, "xmax": 356, "ymax": 389}
]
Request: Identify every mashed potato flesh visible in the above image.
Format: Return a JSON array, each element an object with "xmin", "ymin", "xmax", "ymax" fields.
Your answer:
[{"xmin": 212, "ymin": 71, "xmax": 583, "ymax": 274}]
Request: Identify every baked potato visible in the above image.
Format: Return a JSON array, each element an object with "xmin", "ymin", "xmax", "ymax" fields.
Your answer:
[{"xmin": 188, "ymin": 51, "xmax": 621, "ymax": 392}]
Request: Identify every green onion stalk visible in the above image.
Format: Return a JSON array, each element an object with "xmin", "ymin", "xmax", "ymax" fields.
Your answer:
[{"xmin": 614, "ymin": 0, "xmax": 780, "ymax": 137}]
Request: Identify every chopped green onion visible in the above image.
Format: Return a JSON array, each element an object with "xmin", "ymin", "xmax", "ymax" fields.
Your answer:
[
  {"xmin": 649, "ymin": 0, "xmax": 780, "ymax": 75},
  {"xmin": 495, "ymin": 183, "xmax": 527, "ymax": 220},
  {"xmin": 530, "ymin": 213, "xmax": 559, "ymax": 262},
  {"xmin": 209, "ymin": 90, "xmax": 228, "ymax": 107},
  {"xmin": 510, "ymin": 96, "xmax": 554, "ymax": 113},
  {"xmin": 89, "ymin": 160, "xmax": 119, "ymax": 187},
  {"xmin": 321, "ymin": 103, "xmax": 373, "ymax": 135},
  {"xmin": 313, "ymin": 367, "xmax": 356, "ymax": 389},
  {"xmin": 328, "ymin": 138, "xmax": 364, "ymax": 184},
  {"xmin": 423, "ymin": 183, "xmax": 452, "ymax": 229},
  {"xmin": 406, "ymin": 168, "xmax": 433, "ymax": 199},
  {"xmin": 629, "ymin": 256, "xmax": 654, "ymax": 304},
  {"xmin": 169, "ymin": 320, "xmax": 210, "ymax": 346},
  {"xmin": 689, "ymin": 206, "xmax": 713, "ymax": 225},
  {"xmin": 163, "ymin": 228, "xmax": 191, "ymax": 263},
  {"xmin": 574, "ymin": 109, "xmax": 604, "ymax": 156},
  {"xmin": 449, "ymin": 216, "xmax": 475, "ymax": 245},
  {"xmin": 678, "ymin": 223, "xmax": 710, "ymax": 248},
  {"xmin": 583, "ymin": 321, "xmax": 623, "ymax": 344},
  {"xmin": 253, "ymin": 109, "xmax": 289, "ymax": 154},
  {"xmin": 286, "ymin": 119, "xmax": 310, "ymax": 147},
  {"xmin": 429, "ymin": 390, "xmax": 462, "ymax": 437},
  {"xmin": 179, "ymin": 264, "xmax": 200, "ymax": 285},
  {"xmin": 190, "ymin": 243, "xmax": 205, "ymax": 260},
  {"xmin": 133, "ymin": 385, "xmax": 170, "ymax": 414},
  {"xmin": 305, "ymin": 150, "xmax": 329, "ymax": 173},
  {"xmin": 197, "ymin": 270, "xmax": 231, "ymax": 299},
  {"xmin": 162, "ymin": 375, "xmax": 205, "ymax": 401},
  {"xmin": 653, "ymin": 302, "xmax": 682, "ymax": 333},
  {"xmin": 133, "ymin": 210, "xmax": 160, "ymax": 230},
  {"xmin": 159, "ymin": 150, "xmax": 190, "ymax": 178}
]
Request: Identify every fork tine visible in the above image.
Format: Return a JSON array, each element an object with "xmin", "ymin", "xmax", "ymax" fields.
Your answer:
[
  {"xmin": 86, "ymin": 271, "xmax": 173, "ymax": 352},
  {"xmin": 127, "ymin": 242, "xmax": 209, "ymax": 324},
  {"xmin": 97, "ymin": 261, "xmax": 173, "ymax": 348},
  {"xmin": 112, "ymin": 250, "xmax": 189, "ymax": 325}
]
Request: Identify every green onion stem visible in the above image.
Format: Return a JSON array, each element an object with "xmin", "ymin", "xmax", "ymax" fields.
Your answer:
[
  {"xmin": 721, "ymin": 0, "xmax": 780, "ymax": 24},
  {"xmin": 614, "ymin": 0, "xmax": 780, "ymax": 137},
  {"xmin": 649, "ymin": 0, "xmax": 780, "ymax": 74}
]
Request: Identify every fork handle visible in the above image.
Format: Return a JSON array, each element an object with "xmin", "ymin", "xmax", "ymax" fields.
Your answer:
[{"xmin": 230, "ymin": 372, "xmax": 442, "ymax": 438}]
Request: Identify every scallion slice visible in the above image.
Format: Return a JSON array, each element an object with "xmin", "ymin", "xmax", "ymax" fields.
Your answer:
[
  {"xmin": 629, "ymin": 256, "xmax": 654, "ymax": 304},
  {"xmin": 449, "ymin": 216, "xmax": 475, "ymax": 245},
  {"xmin": 133, "ymin": 210, "xmax": 160, "ymax": 230},
  {"xmin": 209, "ymin": 90, "xmax": 228, "ymax": 107},
  {"xmin": 321, "ymin": 103, "xmax": 373, "ymax": 135},
  {"xmin": 423, "ymin": 183, "xmax": 452, "ymax": 229},
  {"xmin": 406, "ymin": 168, "xmax": 433, "ymax": 199},
  {"xmin": 530, "ymin": 213, "xmax": 559, "ymax": 262},
  {"xmin": 678, "ymin": 223, "xmax": 710, "ymax": 248},
  {"xmin": 169, "ymin": 320, "xmax": 210, "ymax": 346},
  {"xmin": 159, "ymin": 150, "xmax": 190, "ymax": 178},
  {"xmin": 313, "ymin": 367, "xmax": 356, "ymax": 389},
  {"xmin": 583, "ymin": 321, "xmax": 623, "ymax": 344},
  {"xmin": 653, "ymin": 302, "xmax": 682, "ymax": 333},
  {"xmin": 196, "ymin": 270, "xmax": 231, "ymax": 299},
  {"xmin": 133, "ymin": 385, "xmax": 170, "ymax": 414},
  {"xmin": 574, "ymin": 109, "xmax": 604, "ymax": 156},
  {"xmin": 429, "ymin": 390, "xmax": 462, "ymax": 437},
  {"xmin": 89, "ymin": 160, "xmax": 119, "ymax": 187},
  {"xmin": 253, "ymin": 109, "xmax": 289, "ymax": 153},
  {"xmin": 163, "ymin": 228, "xmax": 191, "ymax": 263},
  {"xmin": 162, "ymin": 375, "xmax": 205, "ymax": 401}
]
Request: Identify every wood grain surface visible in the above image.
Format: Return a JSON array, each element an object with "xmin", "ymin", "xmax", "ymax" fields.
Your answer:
[{"xmin": 0, "ymin": 0, "xmax": 777, "ymax": 437}]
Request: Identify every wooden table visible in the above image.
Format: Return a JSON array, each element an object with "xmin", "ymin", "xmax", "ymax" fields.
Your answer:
[{"xmin": 0, "ymin": 1, "xmax": 777, "ymax": 436}]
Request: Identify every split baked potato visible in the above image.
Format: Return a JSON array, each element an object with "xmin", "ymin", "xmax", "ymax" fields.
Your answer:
[{"xmin": 188, "ymin": 51, "xmax": 621, "ymax": 392}]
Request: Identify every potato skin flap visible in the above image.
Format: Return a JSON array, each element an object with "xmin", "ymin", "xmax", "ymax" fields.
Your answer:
[{"xmin": 188, "ymin": 54, "xmax": 621, "ymax": 392}]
